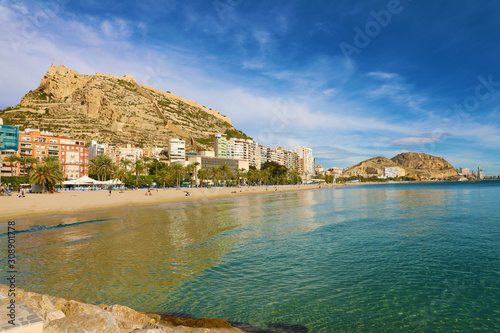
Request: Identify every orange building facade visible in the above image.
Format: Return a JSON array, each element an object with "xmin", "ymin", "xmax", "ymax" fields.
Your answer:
[{"xmin": 18, "ymin": 129, "xmax": 89, "ymax": 179}]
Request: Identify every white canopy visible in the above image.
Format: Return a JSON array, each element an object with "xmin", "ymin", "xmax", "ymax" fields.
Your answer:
[
  {"xmin": 103, "ymin": 179, "xmax": 123, "ymax": 185},
  {"xmin": 62, "ymin": 176, "xmax": 123, "ymax": 186}
]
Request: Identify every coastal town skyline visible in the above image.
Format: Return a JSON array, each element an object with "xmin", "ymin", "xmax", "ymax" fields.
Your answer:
[{"xmin": 1, "ymin": 1, "xmax": 500, "ymax": 173}]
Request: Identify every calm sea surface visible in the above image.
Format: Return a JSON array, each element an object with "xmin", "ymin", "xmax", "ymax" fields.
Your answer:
[{"xmin": 2, "ymin": 181, "xmax": 500, "ymax": 332}]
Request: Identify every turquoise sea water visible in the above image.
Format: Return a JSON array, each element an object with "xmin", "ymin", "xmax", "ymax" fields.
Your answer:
[{"xmin": 2, "ymin": 181, "xmax": 500, "ymax": 332}]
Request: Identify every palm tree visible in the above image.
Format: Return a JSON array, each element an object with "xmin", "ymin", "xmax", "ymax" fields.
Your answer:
[
  {"xmin": 120, "ymin": 159, "xmax": 133, "ymax": 170},
  {"xmin": 90, "ymin": 155, "xmax": 104, "ymax": 181},
  {"xmin": 142, "ymin": 156, "xmax": 151, "ymax": 176},
  {"xmin": 197, "ymin": 168, "xmax": 209, "ymax": 185},
  {"xmin": 171, "ymin": 163, "xmax": 184, "ymax": 188},
  {"xmin": 210, "ymin": 166, "xmax": 220, "ymax": 186},
  {"xmin": 235, "ymin": 168, "xmax": 247, "ymax": 186},
  {"xmin": 113, "ymin": 168, "xmax": 130, "ymax": 184},
  {"xmin": 90, "ymin": 154, "xmax": 114, "ymax": 181},
  {"xmin": 185, "ymin": 164, "xmax": 194, "ymax": 186},
  {"xmin": 157, "ymin": 167, "xmax": 174, "ymax": 188},
  {"xmin": 29, "ymin": 161, "xmax": 64, "ymax": 193},
  {"xmin": 149, "ymin": 159, "xmax": 162, "ymax": 177},
  {"xmin": 6, "ymin": 154, "xmax": 19, "ymax": 177},
  {"xmin": 219, "ymin": 164, "xmax": 230, "ymax": 186},
  {"xmin": 103, "ymin": 156, "xmax": 114, "ymax": 181},
  {"xmin": 25, "ymin": 157, "xmax": 39, "ymax": 176},
  {"xmin": 133, "ymin": 160, "xmax": 145, "ymax": 187},
  {"xmin": 44, "ymin": 156, "xmax": 58, "ymax": 164}
]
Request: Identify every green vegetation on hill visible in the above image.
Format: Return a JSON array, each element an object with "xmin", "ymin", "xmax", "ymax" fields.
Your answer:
[{"xmin": 225, "ymin": 129, "xmax": 253, "ymax": 140}]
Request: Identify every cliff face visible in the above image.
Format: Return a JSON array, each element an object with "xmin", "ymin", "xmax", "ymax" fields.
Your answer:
[
  {"xmin": 345, "ymin": 153, "xmax": 459, "ymax": 179},
  {"xmin": 3, "ymin": 65, "xmax": 239, "ymax": 149},
  {"xmin": 391, "ymin": 152, "xmax": 459, "ymax": 179}
]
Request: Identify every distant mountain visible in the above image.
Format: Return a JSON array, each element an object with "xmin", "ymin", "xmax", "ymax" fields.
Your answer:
[
  {"xmin": 343, "ymin": 156, "xmax": 410, "ymax": 177},
  {"xmin": 344, "ymin": 153, "xmax": 459, "ymax": 179},
  {"xmin": 391, "ymin": 152, "xmax": 459, "ymax": 179},
  {"xmin": 0, "ymin": 65, "xmax": 249, "ymax": 149}
]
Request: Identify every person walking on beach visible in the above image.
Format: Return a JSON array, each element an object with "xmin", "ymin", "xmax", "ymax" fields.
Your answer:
[{"xmin": 109, "ymin": 189, "xmax": 112, "ymax": 196}]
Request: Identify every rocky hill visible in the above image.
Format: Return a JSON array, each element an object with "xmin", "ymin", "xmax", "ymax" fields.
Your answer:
[
  {"xmin": 343, "ymin": 156, "xmax": 413, "ymax": 177},
  {"xmin": 0, "ymin": 65, "xmax": 249, "ymax": 150},
  {"xmin": 344, "ymin": 153, "xmax": 459, "ymax": 179},
  {"xmin": 391, "ymin": 152, "xmax": 459, "ymax": 179}
]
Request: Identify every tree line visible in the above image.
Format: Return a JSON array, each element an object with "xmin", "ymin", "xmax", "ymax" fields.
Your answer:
[
  {"xmin": 2, "ymin": 156, "xmax": 304, "ymax": 193},
  {"xmin": 89, "ymin": 157, "xmax": 303, "ymax": 188}
]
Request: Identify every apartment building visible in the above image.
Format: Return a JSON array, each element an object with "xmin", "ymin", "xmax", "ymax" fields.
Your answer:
[
  {"xmin": 59, "ymin": 136, "xmax": 89, "ymax": 180},
  {"xmin": 169, "ymin": 139, "xmax": 185, "ymax": 163},
  {"xmin": 478, "ymin": 167, "xmax": 484, "ymax": 180},
  {"xmin": 259, "ymin": 145, "xmax": 269, "ymax": 167},
  {"xmin": 119, "ymin": 144, "xmax": 143, "ymax": 164},
  {"xmin": 294, "ymin": 145, "xmax": 315, "ymax": 177},
  {"xmin": 215, "ymin": 135, "xmax": 261, "ymax": 169},
  {"xmin": 18, "ymin": 129, "xmax": 88, "ymax": 179},
  {"xmin": 215, "ymin": 134, "xmax": 228, "ymax": 158}
]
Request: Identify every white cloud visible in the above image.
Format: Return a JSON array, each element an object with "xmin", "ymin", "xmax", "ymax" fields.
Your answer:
[{"xmin": 368, "ymin": 71, "xmax": 399, "ymax": 80}]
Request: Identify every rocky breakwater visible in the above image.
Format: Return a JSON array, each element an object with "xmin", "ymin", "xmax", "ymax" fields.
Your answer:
[{"xmin": 0, "ymin": 284, "xmax": 244, "ymax": 333}]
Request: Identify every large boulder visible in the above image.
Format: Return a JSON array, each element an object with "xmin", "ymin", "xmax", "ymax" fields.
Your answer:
[{"xmin": 44, "ymin": 312, "xmax": 121, "ymax": 333}]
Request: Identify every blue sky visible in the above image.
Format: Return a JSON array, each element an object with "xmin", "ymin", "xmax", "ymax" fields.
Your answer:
[{"xmin": 1, "ymin": 0, "xmax": 500, "ymax": 175}]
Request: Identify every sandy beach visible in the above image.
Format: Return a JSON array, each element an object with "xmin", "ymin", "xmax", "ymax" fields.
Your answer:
[{"xmin": 0, "ymin": 184, "xmax": 341, "ymax": 221}]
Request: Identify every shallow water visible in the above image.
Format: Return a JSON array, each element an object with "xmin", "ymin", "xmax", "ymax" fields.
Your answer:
[{"xmin": 2, "ymin": 181, "xmax": 500, "ymax": 332}]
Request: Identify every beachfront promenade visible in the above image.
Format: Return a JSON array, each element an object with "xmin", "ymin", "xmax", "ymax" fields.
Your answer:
[{"xmin": 0, "ymin": 184, "xmax": 330, "ymax": 220}]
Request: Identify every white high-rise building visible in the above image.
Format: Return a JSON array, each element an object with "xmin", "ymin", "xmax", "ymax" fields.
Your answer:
[
  {"xmin": 259, "ymin": 145, "xmax": 269, "ymax": 167},
  {"xmin": 89, "ymin": 140, "xmax": 106, "ymax": 160},
  {"xmin": 228, "ymin": 138, "xmax": 245, "ymax": 160},
  {"xmin": 294, "ymin": 145, "xmax": 314, "ymax": 176},
  {"xmin": 169, "ymin": 138, "xmax": 185, "ymax": 163},
  {"xmin": 478, "ymin": 167, "xmax": 484, "ymax": 180},
  {"xmin": 215, "ymin": 135, "xmax": 261, "ymax": 169}
]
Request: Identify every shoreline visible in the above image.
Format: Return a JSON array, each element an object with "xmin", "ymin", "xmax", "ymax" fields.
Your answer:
[
  {"xmin": 0, "ymin": 180, "xmax": 441, "ymax": 221},
  {"xmin": 0, "ymin": 184, "xmax": 335, "ymax": 221}
]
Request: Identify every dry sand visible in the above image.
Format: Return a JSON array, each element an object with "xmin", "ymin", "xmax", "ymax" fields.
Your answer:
[{"xmin": 1, "ymin": 184, "xmax": 344, "ymax": 221}]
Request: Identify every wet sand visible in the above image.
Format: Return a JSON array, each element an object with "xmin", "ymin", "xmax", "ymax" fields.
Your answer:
[{"xmin": 1, "ymin": 184, "xmax": 342, "ymax": 221}]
